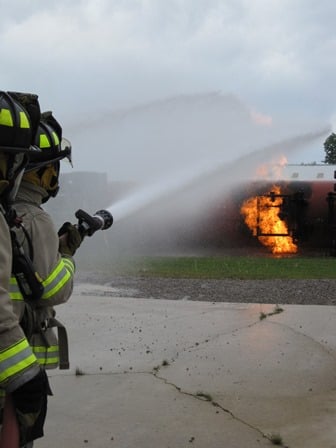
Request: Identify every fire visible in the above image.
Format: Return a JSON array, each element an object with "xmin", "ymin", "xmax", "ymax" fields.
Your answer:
[
  {"xmin": 254, "ymin": 156, "xmax": 288, "ymax": 180},
  {"xmin": 240, "ymin": 185, "xmax": 297, "ymax": 254}
]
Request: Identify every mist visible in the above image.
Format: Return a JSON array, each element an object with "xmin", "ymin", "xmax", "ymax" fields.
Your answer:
[
  {"xmin": 48, "ymin": 92, "xmax": 330, "ymax": 265},
  {"xmin": 65, "ymin": 92, "xmax": 327, "ymax": 183},
  {"xmin": 109, "ymin": 127, "xmax": 328, "ymax": 221}
]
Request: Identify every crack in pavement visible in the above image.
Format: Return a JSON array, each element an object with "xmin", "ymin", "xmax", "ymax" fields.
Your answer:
[
  {"xmin": 50, "ymin": 368, "xmax": 289, "ymax": 446},
  {"xmin": 151, "ymin": 369, "xmax": 286, "ymax": 447},
  {"xmin": 162, "ymin": 317, "xmax": 266, "ymax": 365}
]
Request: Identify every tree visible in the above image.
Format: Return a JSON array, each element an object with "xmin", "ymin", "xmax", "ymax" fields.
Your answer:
[{"xmin": 324, "ymin": 133, "xmax": 336, "ymax": 164}]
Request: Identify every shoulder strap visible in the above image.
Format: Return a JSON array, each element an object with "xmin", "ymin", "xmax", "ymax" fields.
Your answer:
[
  {"xmin": 10, "ymin": 229, "xmax": 44, "ymax": 303},
  {"xmin": 47, "ymin": 317, "xmax": 70, "ymax": 370},
  {"xmin": 19, "ymin": 223, "xmax": 34, "ymax": 261}
]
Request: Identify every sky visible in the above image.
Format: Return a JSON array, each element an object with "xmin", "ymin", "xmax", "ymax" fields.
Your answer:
[{"xmin": 1, "ymin": 0, "xmax": 336, "ymax": 181}]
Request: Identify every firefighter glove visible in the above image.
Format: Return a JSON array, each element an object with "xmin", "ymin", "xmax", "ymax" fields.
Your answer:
[
  {"xmin": 11, "ymin": 368, "xmax": 52, "ymax": 445},
  {"xmin": 58, "ymin": 222, "xmax": 82, "ymax": 256}
]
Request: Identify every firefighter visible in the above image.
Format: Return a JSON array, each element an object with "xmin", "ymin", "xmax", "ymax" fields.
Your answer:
[
  {"xmin": 0, "ymin": 91, "xmax": 50, "ymax": 447},
  {"xmin": 9, "ymin": 110, "xmax": 82, "ymax": 377}
]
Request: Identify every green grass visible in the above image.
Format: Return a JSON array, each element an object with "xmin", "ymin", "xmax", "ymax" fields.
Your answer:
[
  {"xmin": 269, "ymin": 433, "xmax": 284, "ymax": 445},
  {"xmin": 109, "ymin": 255, "xmax": 336, "ymax": 280}
]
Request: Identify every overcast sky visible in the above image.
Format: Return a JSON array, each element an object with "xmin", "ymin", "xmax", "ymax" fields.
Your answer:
[{"xmin": 1, "ymin": 0, "xmax": 335, "ymax": 179}]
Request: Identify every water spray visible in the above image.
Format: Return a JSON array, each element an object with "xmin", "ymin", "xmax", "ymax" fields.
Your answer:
[{"xmin": 106, "ymin": 127, "xmax": 330, "ymax": 226}]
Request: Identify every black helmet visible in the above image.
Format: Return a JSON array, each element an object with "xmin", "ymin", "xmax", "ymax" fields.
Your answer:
[
  {"xmin": 26, "ymin": 111, "xmax": 72, "ymax": 171},
  {"xmin": 0, "ymin": 91, "xmax": 40, "ymax": 154},
  {"xmin": 0, "ymin": 91, "xmax": 42, "ymax": 204},
  {"xmin": 24, "ymin": 112, "xmax": 72, "ymax": 202}
]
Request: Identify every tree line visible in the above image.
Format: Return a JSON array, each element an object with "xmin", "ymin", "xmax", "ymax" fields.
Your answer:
[{"xmin": 324, "ymin": 133, "xmax": 336, "ymax": 164}]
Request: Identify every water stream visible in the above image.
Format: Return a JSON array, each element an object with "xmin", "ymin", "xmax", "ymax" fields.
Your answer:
[{"xmin": 107, "ymin": 128, "xmax": 329, "ymax": 225}]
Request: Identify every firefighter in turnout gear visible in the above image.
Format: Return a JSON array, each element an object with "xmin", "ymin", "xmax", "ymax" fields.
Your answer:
[
  {"xmin": 0, "ymin": 91, "xmax": 50, "ymax": 447},
  {"xmin": 10, "ymin": 111, "xmax": 82, "ymax": 377}
]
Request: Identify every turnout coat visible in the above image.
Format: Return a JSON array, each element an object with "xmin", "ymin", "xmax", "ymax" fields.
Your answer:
[
  {"xmin": 10, "ymin": 180, "xmax": 75, "ymax": 370},
  {"xmin": 0, "ymin": 208, "xmax": 40, "ymax": 391}
]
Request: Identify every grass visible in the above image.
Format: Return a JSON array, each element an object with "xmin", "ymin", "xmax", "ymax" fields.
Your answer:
[
  {"xmin": 107, "ymin": 255, "xmax": 336, "ymax": 280},
  {"xmin": 259, "ymin": 305, "xmax": 284, "ymax": 320},
  {"xmin": 196, "ymin": 391, "xmax": 213, "ymax": 401},
  {"xmin": 269, "ymin": 433, "xmax": 284, "ymax": 445},
  {"xmin": 75, "ymin": 367, "xmax": 85, "ymax": 376}
]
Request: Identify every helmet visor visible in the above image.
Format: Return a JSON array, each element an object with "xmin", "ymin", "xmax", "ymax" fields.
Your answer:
[{"xmin": 24, "ymin": 138, "xmax": 72, "ymax": 172}]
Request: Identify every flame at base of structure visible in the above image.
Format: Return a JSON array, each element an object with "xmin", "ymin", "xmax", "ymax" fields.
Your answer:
[{"xmin": 240, "ymin": 185, "xmax": 298, "ymax": 254}]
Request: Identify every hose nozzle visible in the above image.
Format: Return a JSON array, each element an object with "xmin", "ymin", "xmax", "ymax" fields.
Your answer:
[{"xmin": 75, "ymin": 209, "xmax": 113, "ymax": 237}]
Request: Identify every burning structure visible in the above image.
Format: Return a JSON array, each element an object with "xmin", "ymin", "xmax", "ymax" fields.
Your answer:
[
  {"xmin": 240, "ymin": 185, "xmax": 299, "ymax": 254},
  {"xmin": 199, "ymin": 163, "xmax": 336, "ymax": 256}
]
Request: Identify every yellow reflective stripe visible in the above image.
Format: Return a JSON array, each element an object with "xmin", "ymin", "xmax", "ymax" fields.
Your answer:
[
  {"xmin": 0, "ymin": 108, "xmax": 13, "ymax": 127},
  {"xmin": 0, "ymin": 339, "xmax": 36, "ymax": 383},
  {"xmin": 33, "ymin": 345, "xmax": 58, "ymax": 353},
  {"xmin": 39, "ymin": 134, "xmax": 51, "ymax": 148},
  {"xmin": 33, "ymin": 345, "xmax": 59, "ymax": 367},
  {"xmin": 11, "ymin": 258, "xmax": 74, "ymax": 302},
  {"xmin": 43, "ymin": 269, "xmax": 71, "ymax": 298},
  {"xmin": 9, "ymin": 292, "xmax": 23, "ymax": 301},
  {"xmin": 9, "ymin": 276, "xmax": 24, "ymax": 301},
  {"xmin": 19, "ymin": 111, "xmax": 30, "ymax": 129},
  {"xmin": 42, "ymin": 259, "xmax": 72, "ymax": 299},
  {"xmin": 52, "ymin": 131, "xmax": 59, "ymax": 145},
  {"xmin": 63, "ymin": 257, "xmax": 75, "ymax": 275},
  {"xmin": 38, "ymin": 358, "xmax": 58, "ymax": 367}
]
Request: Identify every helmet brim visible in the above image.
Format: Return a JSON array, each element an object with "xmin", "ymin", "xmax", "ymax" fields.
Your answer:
[
  {"xmin": 0, "ymin": 145, "xmax": 39, "ymax": 154},
  {"xmin": 24, "ymin": 147, "xmax": 72, "ymax": 172}
]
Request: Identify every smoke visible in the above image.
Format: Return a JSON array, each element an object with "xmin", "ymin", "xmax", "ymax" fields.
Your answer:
[
  {"xmin": 56, "ymin": 92, "xmax": 330, "ymax": 260},
  {"xmin": 101, "ymin": 126, "xmax": 330, "ymax": 256},
  {"xmin": 110, "ymin": 127, "xmax": 330, "ymax": 220},
  {"xmin": 66, "ymin": 92, "xmax": 325, "ymax": 183}
]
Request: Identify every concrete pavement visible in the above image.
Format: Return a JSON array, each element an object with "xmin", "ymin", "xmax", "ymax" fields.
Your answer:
[{"xmin": 34, "ymin": 283, "xmax": 336, "ymax": 448}]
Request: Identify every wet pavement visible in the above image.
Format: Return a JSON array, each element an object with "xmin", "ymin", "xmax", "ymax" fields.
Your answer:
[{"xmin": 34, "ymin": 283, "xmax": 336, "ymax": 448}]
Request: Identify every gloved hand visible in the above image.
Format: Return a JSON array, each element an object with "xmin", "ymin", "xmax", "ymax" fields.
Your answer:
[
  {"xmin": 11, "ymin": 369, "xmax": 51, "ymax": 445},
  {"xmin": 58, "ymin": 222, "xmax": 82, "ymax": 256}
]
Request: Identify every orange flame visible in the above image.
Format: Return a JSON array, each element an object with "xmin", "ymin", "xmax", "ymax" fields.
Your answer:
[
  {"xmin": 241, "ymin": 185, "xmax": 297, "ymax": 254},
  {"xmin": 254, "ymin": 156, "xmax": 288, "ymax": 180}
]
